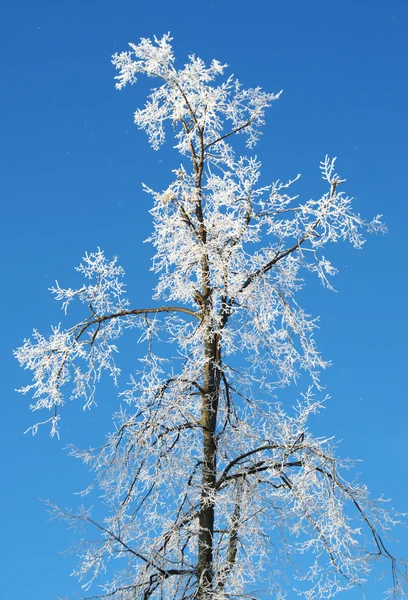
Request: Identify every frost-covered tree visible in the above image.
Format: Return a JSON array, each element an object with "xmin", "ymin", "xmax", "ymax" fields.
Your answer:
[{"xmin": 16, "ymin": 34, "xmax": 406, "ymax": 600}]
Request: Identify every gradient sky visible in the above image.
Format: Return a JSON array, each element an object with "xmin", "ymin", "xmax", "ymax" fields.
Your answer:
[{"xmin": 1, "ymin": 1, "xmax": 407, "ymax": 598}]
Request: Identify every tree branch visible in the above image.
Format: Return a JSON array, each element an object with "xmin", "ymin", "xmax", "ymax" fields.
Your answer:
[
  {"xmin": 216, "ymin": 442, "xmax": 304, "ymax": 490},
  {"xmin": 204, "ymin": 117, "xmax": 257, "ymax": 151},
  {"xmin": 224, "ymin": 182, "xmax": 339, "ymax": 320}
]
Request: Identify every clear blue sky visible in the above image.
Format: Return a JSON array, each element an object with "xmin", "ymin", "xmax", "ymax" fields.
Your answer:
[{"xmin": 1, "ymin": 1, "xmax": 407, "ymax": 598}]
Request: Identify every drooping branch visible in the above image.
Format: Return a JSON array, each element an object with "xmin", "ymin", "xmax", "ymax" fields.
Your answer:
[
  {"xmin": 315, "ymin": 465, "xmax": 407, "ymax": 570},
  {"xmin": 90, "ymin": 305, "xmax": 200, "ymax": 324},
  {"xmin": 53, "ymin": 508, "xmax": 193, "ymax": 579},
  {"xmin": 216, "ymin": 443, "xmax": 297, "ymax": 490}
]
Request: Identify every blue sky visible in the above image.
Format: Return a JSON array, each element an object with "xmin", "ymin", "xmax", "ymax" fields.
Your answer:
[{"xmin": 1, "ymin": 0, "xmax": 407, "ymax": 598}]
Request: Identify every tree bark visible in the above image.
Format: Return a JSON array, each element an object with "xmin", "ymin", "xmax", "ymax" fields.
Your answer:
[{"xmin": 197, "ymin": 322, "xmax": 219, "ymax": 597}]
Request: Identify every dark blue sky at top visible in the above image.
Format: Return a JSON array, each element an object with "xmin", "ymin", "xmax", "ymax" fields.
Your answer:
[{"xmin": 1, "ymin": 0, "xmax": 407, "ymax": 598}]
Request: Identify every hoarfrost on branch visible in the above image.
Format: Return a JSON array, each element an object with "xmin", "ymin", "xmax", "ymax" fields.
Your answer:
[{"xmin": 16, "ymin": 34, "xmax": 405, "ymax": 600}]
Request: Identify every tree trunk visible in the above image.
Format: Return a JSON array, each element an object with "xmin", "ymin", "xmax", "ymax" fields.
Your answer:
[{"xmin": 197, "ymin": 324, "xmax": 219, "ymax": 597}]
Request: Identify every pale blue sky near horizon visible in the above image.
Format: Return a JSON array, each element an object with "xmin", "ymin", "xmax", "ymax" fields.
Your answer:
[{"xmin": 1, "ymin": 0, "xmax": 407, "ymax": 598}]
